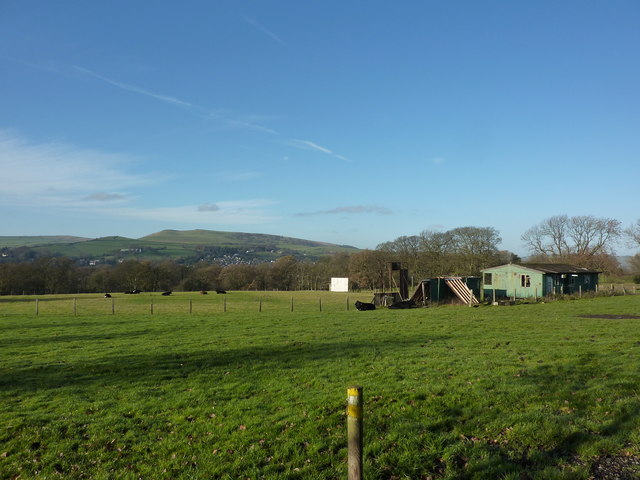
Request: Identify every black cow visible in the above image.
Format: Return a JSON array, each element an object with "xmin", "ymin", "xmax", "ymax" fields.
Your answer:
[
  {"xmin": 104, "ymin": 293, "xmax": 112, "ymax": 298},
  {"xmin": 355, "ymin": 300, "xmax": 375, "ymax": 311},
  {"xmin": 200, "ymin": 290, "xmax": 208, "ymax": 295},
  {"xmin": 161, "ymin": 291, "xmax": 172, "ymax": 296},
  {"xmin": 216, "ymin": 289, "xmax": 227, "ymax": 294}
]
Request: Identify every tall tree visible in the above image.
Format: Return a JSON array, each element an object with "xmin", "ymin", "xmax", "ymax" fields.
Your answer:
[
  {"xmin": 625, "ymin": 219, "xmax": 640, "ymax": 248},
  {"xmin": 448, "ymin": 226, "xmax": 502, "ymax": 275},
  {"xmin": 348, "ymin": 250, "xmax": 392, "ymax": 290},
  {"xmin": 522, "ymin": 215, "xmax": 621, "ymax": 257}
]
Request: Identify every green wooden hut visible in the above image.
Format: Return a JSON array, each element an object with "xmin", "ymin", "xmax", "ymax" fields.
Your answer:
[{"xmin": 480, "ymin": 263, "xmax": 600, "ymax": 300}]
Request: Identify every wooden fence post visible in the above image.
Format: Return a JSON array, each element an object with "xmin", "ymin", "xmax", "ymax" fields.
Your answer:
[
  {"xmin": 224, "ymin": 297, "xmax": 227, "ymax": 313},
  {"xmin": 319, "ymin": 297, "xmax": 322, "ymax": 312},
  {"xmin": 35, "ymin": 298, "xmax": 39, "ymax": 316},
  {"xmin": 189, "ymin": 299, "xmax": 193, "ymax": 314},
  {"xmin": 111, "ymin": 298, "xmax": 115, "ymax": 315},
  {"xmin": 259, "ymin": 296, "xmax": 262, "ymax": 312},
  {"xmin": 347, "ymin": 386, "xmax": 363, "ymax": 480},
  {"xmin": 291, "ymin": 296, "xmax": 294, "ymax": 313},
  {"xmin": 73, "ymin": 297, "xmax": 77, "ymax": 316},
  {"xmin": 347, "ymin": 296, "xmax": 350, "ymax": 311},
  {"xmin": 150, "ymin": 300, "xmax": 154, "ymax": 315}
]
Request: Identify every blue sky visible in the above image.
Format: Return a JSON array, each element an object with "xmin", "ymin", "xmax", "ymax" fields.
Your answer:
[{"xmin": 1, "ymin": 1, "xmax": 639, "ymax": 255}]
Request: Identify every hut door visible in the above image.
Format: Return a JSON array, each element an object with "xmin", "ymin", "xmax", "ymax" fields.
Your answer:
[{"xmin": 544, "ymin": 276, "xmax": 554, "ymax": 296}]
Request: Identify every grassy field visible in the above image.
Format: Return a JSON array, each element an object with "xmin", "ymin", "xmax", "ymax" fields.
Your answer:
[{"xmin": 1, "ymin": 293, "xmax": 639, "ymax": 479}]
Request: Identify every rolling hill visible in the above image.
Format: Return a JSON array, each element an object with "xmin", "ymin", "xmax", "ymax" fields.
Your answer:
[
  {"xmin": 0, "ymin": 230, "xmax": 358, "ymax": 265},
  {"xmin": 0, "ymin": 235, "xmax": 91, "ymax": 247}
]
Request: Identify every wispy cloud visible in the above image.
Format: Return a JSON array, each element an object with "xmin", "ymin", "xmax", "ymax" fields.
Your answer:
[
  {"xmin": 197, "ymin": 202, "xmax": 220, "ymax": 212},
  {"xmin": 295, "ymin": 205, "xmax": 392, "ymax": 216},
  {"xmin": 74, "ymin": 66, "xmax": 277, "ymax": 134},
  {"xmin": 245, "ymin": 18, "xmax": 286, "ymax": 46},
  {"xmin": 74, "ymin": 66, "xmax": 195, "ymax": 109},
  {"xmin": 105, "ymin": 199, "xmax": 277, "ymax": 225},
  {"xmin": 83, "ymin": 192, "xmax": 127, "ymax": 202},
  {"xmin": 288, "ymin": 139, "xmax": 350, "ymax": 162},
  {"xmin": 0, "ymin": 129, "xmax": 160, "ymax": 207},
  {"xmin": 226, "ymin": 120, "xmax": 278, "ymax": 135},
  {"xmin": 0, "ymin": 130, "xmax": 278, "ymax": 226}
]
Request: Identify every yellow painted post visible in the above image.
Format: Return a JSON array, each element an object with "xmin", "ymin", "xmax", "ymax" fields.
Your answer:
[{"xmin": 347, "ymin": 386, "xmax": 363, "ymax": 480}]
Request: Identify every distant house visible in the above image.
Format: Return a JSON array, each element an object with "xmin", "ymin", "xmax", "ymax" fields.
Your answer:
[{"xmin": 480, "ymin": 263, "xmax": 600, "ymax": 300}]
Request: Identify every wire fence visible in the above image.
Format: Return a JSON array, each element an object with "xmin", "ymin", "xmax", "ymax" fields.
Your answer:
[{"xmin": 0, "ymin": 291, "xmax": 378, "ymax": 316}]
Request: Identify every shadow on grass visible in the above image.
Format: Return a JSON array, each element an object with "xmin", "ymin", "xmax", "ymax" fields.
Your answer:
[
  {"xmin": 454, "ymin": 354, "xmax": 640, "ymax": 479},
  {"xmin": 0, "ymin": 335, "xmax": 449, "ymax": 393},
  {"xmin": 0, "ymin": 329, "xmax": 154, "ymax": 348}
]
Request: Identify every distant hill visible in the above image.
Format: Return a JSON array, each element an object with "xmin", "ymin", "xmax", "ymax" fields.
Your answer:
[
  {"xmin": 0, "ymin": 230, "xmax": 358, "ymax": 265},
  {"xmin": 0, "ymin": 235, "xmax": 91, "ymax": 247}
]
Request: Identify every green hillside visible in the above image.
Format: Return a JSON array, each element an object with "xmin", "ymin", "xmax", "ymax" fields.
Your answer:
[
  {"xmin": 1, "ymin": 230, "xmax": 358, "ymax": 264},
  {"xmin": 0, "ymin": 235, "xmax": 91, "ymax": 248},
  {"xmin": 142, "ymin": 229, "xmax": 355, "ymax": 251}
]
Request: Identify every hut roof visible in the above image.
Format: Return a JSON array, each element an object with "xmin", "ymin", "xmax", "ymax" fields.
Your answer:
[{"xmin": 483, "ymin": 263, "xmax": 600, "ymax": 274}]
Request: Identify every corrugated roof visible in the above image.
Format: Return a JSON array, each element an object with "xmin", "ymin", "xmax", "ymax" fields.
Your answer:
[
  {"xmin": 481, "ymin": 263, "xmax": 601, "ymax": 274},
  {"xmin": 521, "ymin": 263, "xmax": 601, "ymax": 274}
]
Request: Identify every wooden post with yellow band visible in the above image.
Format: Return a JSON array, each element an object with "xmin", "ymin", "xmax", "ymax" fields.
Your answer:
[{"xmin": 347, "ymin": 386, "xmax": 363, "ymax": 480}]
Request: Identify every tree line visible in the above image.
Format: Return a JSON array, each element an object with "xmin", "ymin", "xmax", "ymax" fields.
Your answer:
[{"xmin": 1, "ymin": 216, "xmax": 639, "ymax": 295}]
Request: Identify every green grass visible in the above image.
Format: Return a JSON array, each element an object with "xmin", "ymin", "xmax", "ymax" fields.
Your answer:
[
  {"xmin": 0, "ymin": 236, "xmax": 91, "ymax": 248},
  {"xmin": 1, "ymin": 294, "xmax": 640, "ymax": 479}
]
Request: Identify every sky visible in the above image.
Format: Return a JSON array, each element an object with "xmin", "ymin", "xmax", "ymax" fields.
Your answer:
[{"xmin": 1, "ymin": 1, "xmax": 639, "ymax": 256}]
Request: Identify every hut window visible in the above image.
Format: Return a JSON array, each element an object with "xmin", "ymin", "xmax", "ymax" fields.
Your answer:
[
  {"xmin": 484, "ymin": 273, "xmax": 493, "ymax": 285},
  {"xmin": 520, "ymin": 274, "xmax": 531, "ymax": 288}
]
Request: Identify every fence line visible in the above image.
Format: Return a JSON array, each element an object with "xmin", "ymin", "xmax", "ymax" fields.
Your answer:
[
  {"xmin": 6, "ymin": 285, "xmax": 636, "ymax": 316},
  {"xmin": 13, "ymin": 293, "xmax": 374, "ymax": 316}
]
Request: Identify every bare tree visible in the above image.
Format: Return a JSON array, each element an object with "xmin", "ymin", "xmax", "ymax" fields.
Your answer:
[
  {"xmin": 522, "ymin": 215, "xmax": 571, "ymax": 256},
  {"xmin": 628, "ymin": 253, "xmax": 640, "ymax": 274},
  {"xmin": 568, "ymin": 216, "xmax": 621, "ymax": 255},
  {"xmin": 522, "ymin": 215, "xmax": 621, "ymax": 257},
  {"xmin": 625, "ymin": 219, "xmax": 640, "ymax": 248}
]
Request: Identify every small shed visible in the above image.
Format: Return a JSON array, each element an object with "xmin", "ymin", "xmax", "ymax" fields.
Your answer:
[
  {"xmin": 411, "ymin": 277, "xmax": 481, "ymax": 306},
  {"xmin": 481, "ymin": 263, "xmax": 600, "ymax": 300}
]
